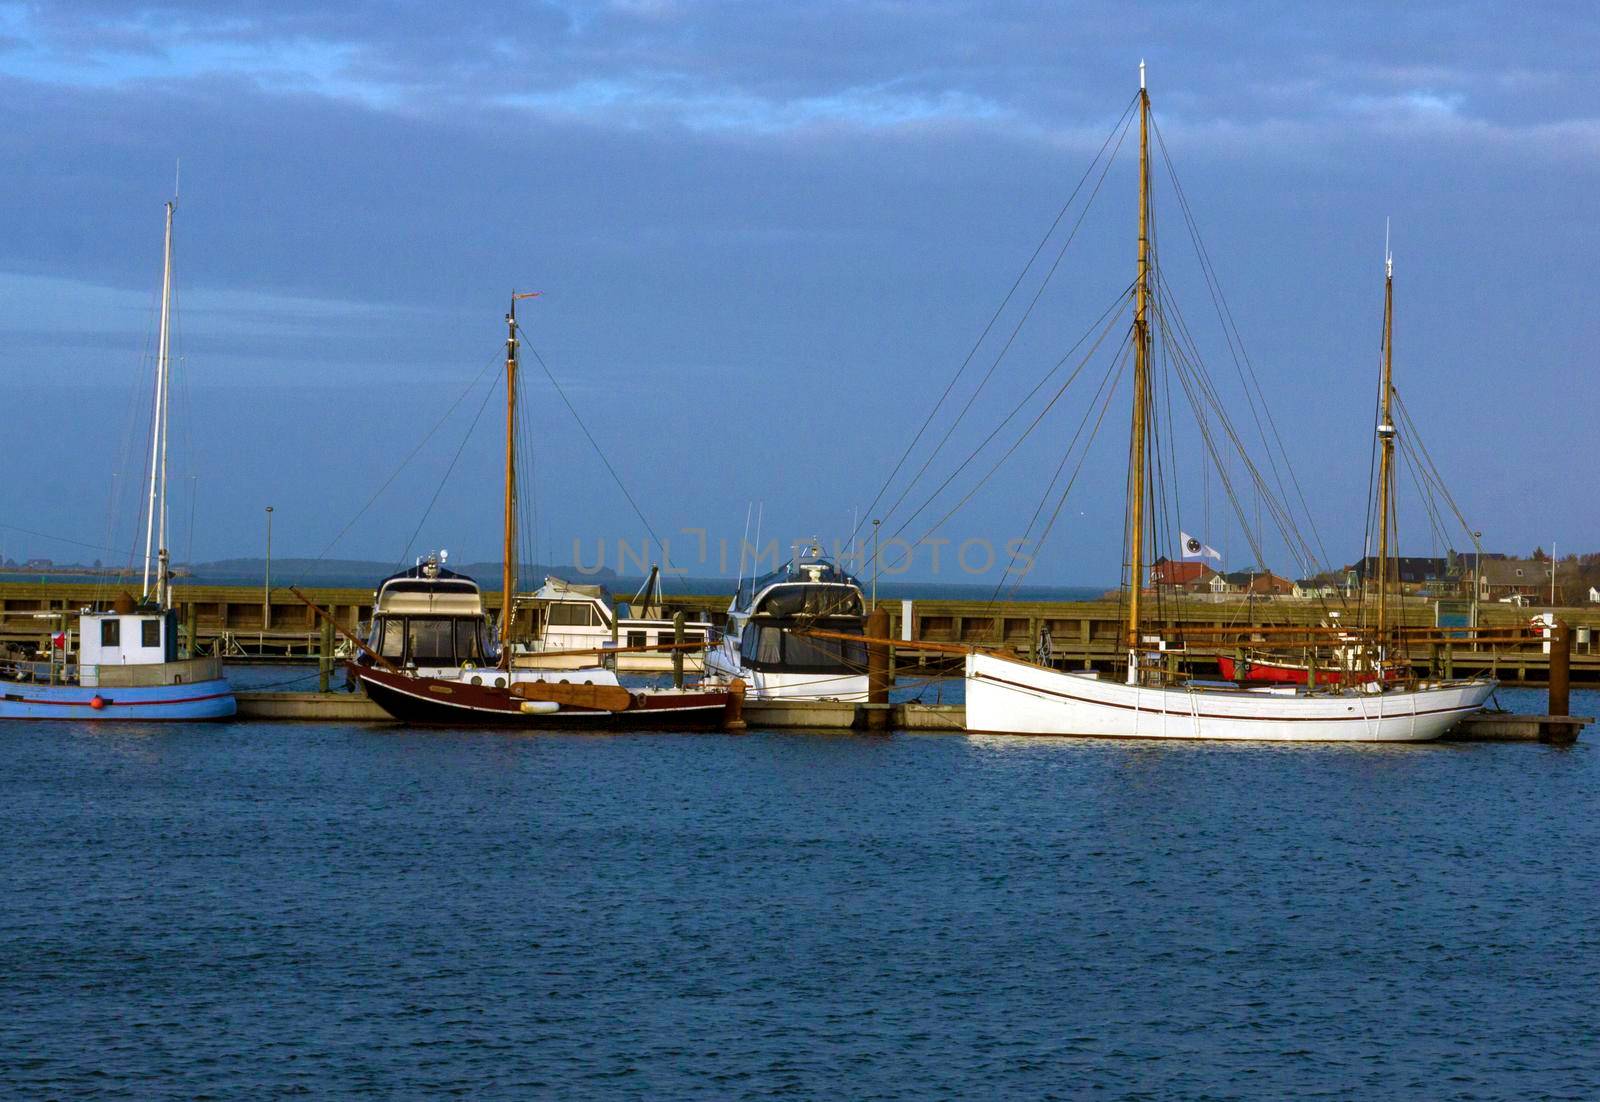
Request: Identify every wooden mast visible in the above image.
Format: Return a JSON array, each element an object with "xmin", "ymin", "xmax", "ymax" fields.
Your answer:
[
  {"xmin": 1126, "ymin": 62, "xmax": 1151, "ymax": 685},
  {"xmin": 500, "ymin": 291, "xmax": 541, "ymax": 669},
  {"xmin": 1374, "ymin": 246, "xmax": 1396, "ymax": 660}
]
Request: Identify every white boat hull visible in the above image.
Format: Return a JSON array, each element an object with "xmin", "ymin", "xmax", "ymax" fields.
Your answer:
[
  {"xmin": 705, "ymin": 644, "xmax": 869, "ymax": 702},
  {"xmin": 965, "ymin": 653, "xmax": 1494, "ymax": 742}
]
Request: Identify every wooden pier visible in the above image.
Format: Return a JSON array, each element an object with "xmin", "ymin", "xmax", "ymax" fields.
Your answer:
[{"xmin": 4, "ymin": 581, "xmax": 1599, "ymax": 684}]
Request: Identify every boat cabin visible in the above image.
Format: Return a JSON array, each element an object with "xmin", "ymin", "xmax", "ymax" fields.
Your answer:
[
  {"xmin": 363, "ymin": 554, "xmax": 490, "ymax": 672},
  {"xmin": 733, "ymin": 552, "xmax": 867, "ymax": 674}
]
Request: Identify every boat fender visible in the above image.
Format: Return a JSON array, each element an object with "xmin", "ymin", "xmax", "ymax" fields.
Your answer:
[
  {"xmin": 519, "ymin": 700, "xmax": 560, "ymax": 715},
  {"xmin": 90, "ymin": 696, "xmax": 106, "ymax": 710}
]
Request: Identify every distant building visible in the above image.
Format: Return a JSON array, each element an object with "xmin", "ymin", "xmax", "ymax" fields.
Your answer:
[
  {"xmin": 1213, "ymin": 570, "xmax": 1293, "ymax": 598},
  {"xmin": 1292, "ymin": 572, "xmax": 1345, "ymax": 599},
  {"xmin": 1351, "ymin": 556, "xmax": 1448, "ymax": 586},
  {"xmin": 1150, "ymin": 557, "xmax": 1219, "ymax": 591},
  {"xmin": 1478, "ymin": 558, "xmax": 1546, "ymax": 602},
  {"xmin": 24, "ymin": 558, "xmax": 53, "ymax": 569}
]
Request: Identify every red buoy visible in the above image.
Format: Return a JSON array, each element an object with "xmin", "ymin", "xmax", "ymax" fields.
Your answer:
[{"xmin": 89, "ymin": 696, "xmax": 106, "ymax": 710}]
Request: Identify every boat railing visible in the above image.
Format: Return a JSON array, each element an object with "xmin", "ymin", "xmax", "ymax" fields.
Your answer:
[{"xmin": 85, "ymin": 656, "xmax": 226, "ymax": 688}]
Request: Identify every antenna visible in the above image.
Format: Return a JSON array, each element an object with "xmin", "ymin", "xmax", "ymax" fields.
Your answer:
[
  {"xmin": 1384, "ymin": 217, "xmax": 1392, "ymax": 278},
  {"xmin": 173, "ymin": 159, "xmax": 181, "ymax": 207},
  {"xmin": 1140, "ymin": 59, "xmax": 1146, "ymax": 90}
]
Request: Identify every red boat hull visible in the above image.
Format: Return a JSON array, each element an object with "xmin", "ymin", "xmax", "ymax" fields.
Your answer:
[{"xmin": 1215, "ymin": 654, "xmax": 1404, "ymax": 686}]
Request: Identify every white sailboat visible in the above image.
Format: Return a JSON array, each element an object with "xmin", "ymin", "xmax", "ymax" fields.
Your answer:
[
  {"xmin": 1, "ymin": 192, "xmax": 235, "ymax": 720},
  {"xmin": 964, "ymin": 69, "xmax": 1493, "ymax": 741}
]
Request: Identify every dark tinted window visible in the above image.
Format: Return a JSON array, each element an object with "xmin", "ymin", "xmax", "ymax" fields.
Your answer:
[
  {"xmin": 141, "ymin": 619, "xmax": 160, "ymax": 648},
  {"xmin": 409, "ymin": 619, "xmax": 454, "ymax": 666},
  {"xmin": 378, "ymin": 619, "xmax": 405, "ymax": 659},
  {"xmin": 100, "ymin": 619, "xmax": 120, "ymax": 647},
  {"xmin": 454, "ymin": 619, "xmax": 483, "ymax": 664}
]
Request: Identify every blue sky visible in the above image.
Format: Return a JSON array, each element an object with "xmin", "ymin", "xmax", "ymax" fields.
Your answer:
[{"xmin": 2, "ymin": 1, "xmax": 1596, "ymax": 584}]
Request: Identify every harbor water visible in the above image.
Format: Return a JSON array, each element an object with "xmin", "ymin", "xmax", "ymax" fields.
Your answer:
[{"xmin": 2, "ymin": 688, "xmax": 1596, "ymax": 1099}]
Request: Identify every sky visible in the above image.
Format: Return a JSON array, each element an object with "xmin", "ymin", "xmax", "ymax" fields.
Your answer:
[{"xmin": 2, "ymin": 1, "xmax": 1597, "ymax": 586}]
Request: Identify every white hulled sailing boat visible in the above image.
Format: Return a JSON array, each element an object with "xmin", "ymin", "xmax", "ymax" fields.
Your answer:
[
  {"xmin": 963, "ymin": 69, "xmax": 1493, "ymax": 741},
  {"xmin": 1, "ymin": 193, "xmax": 236, "ymax": 720}
]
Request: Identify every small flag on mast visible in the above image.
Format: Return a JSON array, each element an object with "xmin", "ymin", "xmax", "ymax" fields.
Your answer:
[{"xmin": 1181, "ymin": 532, "xmax": 1221, "ymax": 562}]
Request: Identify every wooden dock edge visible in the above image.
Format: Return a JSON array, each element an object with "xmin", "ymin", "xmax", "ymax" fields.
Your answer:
[{"xmin": 234, "ymin": 692, "xmax": 1587, "ymax": 742}]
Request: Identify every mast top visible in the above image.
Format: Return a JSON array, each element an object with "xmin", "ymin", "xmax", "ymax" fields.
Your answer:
[
  {"xmin": 1384, "ymin": 217, "xmax": 1392, "ymax": 279},
  {"xmin": 1140, "ymin": 59, "xmax": 1146, "ymax": 90}
]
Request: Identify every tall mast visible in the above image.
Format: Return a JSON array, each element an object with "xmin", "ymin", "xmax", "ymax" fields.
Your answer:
[
  {"xmin": 142, "ymin": 199, "xmax": 176, "ymax": 605},
  {"xmin": 1375, "ymin": 243, "xmax": 1396, "ymax": 657},
  {"xmin": 500, "ymin": 291, "xmax": 541, "ymax": 668},
  {"xmin": 500, "ymin": 296, "xmax": 519, "ymax": 668},
  {"xmin": 1126, "ymin": 61, "xmax": 1151, "ymax": 685}
]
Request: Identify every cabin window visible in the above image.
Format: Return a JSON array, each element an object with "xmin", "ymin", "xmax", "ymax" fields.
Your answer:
[
  {"xmin": 740, "ymin": 623, "xmax": 864, "ymax": 672},
  {"xmin": 627, "ymin": 630, "xmax": 647, "ymax": 648},
  {"xmin": 141, "ymin": 619, "xmax": 160, "ymax": 648},
  {"xmin": 379, "ymin": 619, "xmax": 405, "ymax": 660},
  {"xmin": 454, "ymin": 619, "xmax": 483, "ymax": 664},
  {"xmin": 548, "ymin": 603, "xmax": 598, "ymax": 627},
  {"xmin": 409, "ymin": 619, "xmax": 455, "ymax": 666},
  {"xmin": 101, "ymin": 620, "xmax": 120, "ymax": 647},
  {"xmin": 757, "ymin": 585, "xmax": 863, "ymax": 619}
]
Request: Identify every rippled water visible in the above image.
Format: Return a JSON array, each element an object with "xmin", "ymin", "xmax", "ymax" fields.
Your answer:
[{"xmin": 3, "ymin": 690, "xmax": 1596, "ymax": 1099}]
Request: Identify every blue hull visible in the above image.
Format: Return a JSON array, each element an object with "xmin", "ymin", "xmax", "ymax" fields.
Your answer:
[{"xmin": 0, "ymin": 677, "xmax": 236, "ymax": 720}]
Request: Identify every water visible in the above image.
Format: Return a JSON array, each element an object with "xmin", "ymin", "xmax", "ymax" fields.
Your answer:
[{"xmin": 2, "ymin": 693, "xmax": 1597, "ymax": 1099}]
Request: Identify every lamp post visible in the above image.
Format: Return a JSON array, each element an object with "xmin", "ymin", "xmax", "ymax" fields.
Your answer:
[
  {"xmin": 1471, "ymin": 530, "xmax": 1482, "ymax": 628},
  {"xmin": 263, "ymin": 505, "xmax": 274, "ymax": 647},
  {"xmin": 871, "ymin": 518, "xmax": 880, "ymax": 610}
]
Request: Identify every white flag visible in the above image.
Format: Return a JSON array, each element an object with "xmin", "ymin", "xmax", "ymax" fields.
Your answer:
[{"xmin": 1181, "ymin": 531, "xmax": 1221, "ymax": 562}]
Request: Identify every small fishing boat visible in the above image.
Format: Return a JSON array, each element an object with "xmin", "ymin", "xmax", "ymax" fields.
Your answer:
[
  {"xmin": 962, "ymin": 68, "xmax": 1492, "ymax": 741},
  {"xmin": 704, "ymin": 542, "xmax": 870, "ymax": 701},
  {"xmin": 343, "ymin": 296, "xmax": 737, "ymax": 729},
  {"xmin": 0, "ymin": 194, "xmax": 235, "ymax": 721}
]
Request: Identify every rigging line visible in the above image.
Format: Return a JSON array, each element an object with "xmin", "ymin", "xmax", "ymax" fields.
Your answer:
[
  {"xmin": 520, "ymin": 331, "xmax": 681, "ymax": 593},
  {"xmin": 876, "ymin": 283, "xmax": 1133, "ymax": 556},
  {"xmin": 884, "ymin": 338, "xmax": 1130, "ymax": 585},
  {"xmin": 1148, "ymin": 115, "xmax": 1335, "ymax": 578},
  {"xmin": 317, "ymin": 345, "xmax": 502, "ymax": 560},
  {"xmin": 1400, "ymin": 441, "xmax": 1450, "ymax": 552},
  {"xmin": 1155, "ymin": 274, "xmax": 1320, "ymax": 574},
  {"xmin": 994, "ymin": 337, "xmax": 1133, "ymax": 604},
  {"xmin": 1020, "ymin": 344, "xmax": 1131, "ymax": 602},
  {"xmin": 875, "ymin": 106, "xmax": 1138, "ymax": 533},
  {"xmin": 986, "ymin": 334, "xmax": 1131, "ymax": 603},
  {"xmin": 1150, "ymin": 263, "xmax": 1317, "ymax": 573},
  {"xmin": 397, "ymin": 361, "xmax": 501, "ymax": 568},
  {"xmin": 1164, "ymin": 332, "xmax": 1269, "ymax": 572},
  {"xmin": 1393, "ymin": 391, "xmax": 1476, "ymax": 540},
  {"xmin": 849, "ymin": 91, "xmax": 1141, "ymax": 544},
  {"xmin": 0, "ymin": 523, "xmax": 125, "ymax": 556}
]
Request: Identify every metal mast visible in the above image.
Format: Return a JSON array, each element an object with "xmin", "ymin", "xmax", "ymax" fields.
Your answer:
[
  {"xmin": 1126, "ymin": 61, "xmax": 1151, "ymax": 685},
  {"xmin": 142, "ymin": 198, "xmax": 176, "ymax": 606}
]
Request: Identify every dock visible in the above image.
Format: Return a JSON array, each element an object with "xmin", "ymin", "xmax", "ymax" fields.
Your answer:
[
  {"xmin": 235, "ymin": 691, "xmax": 1588, "ymax": 743},
  {"xmin": 5, "ymin": 581, "xmax": 1600, "ymax": 684}
]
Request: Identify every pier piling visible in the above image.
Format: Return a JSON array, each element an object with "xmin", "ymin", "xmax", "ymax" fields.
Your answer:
[
  {"xmin": 865, "ymin": 607, "xmax": 890, "ymax": 732},
  {"xmin": 318, "ymin": 617, "xmax": 335, "ymax": 693},
  {"xmin": 1550, "ymin": 619, "xmax": 1571, "ymax": 718},
  {"xmin": 672, "ymin": 611, "xmax": 685, "ymax": 690}
]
